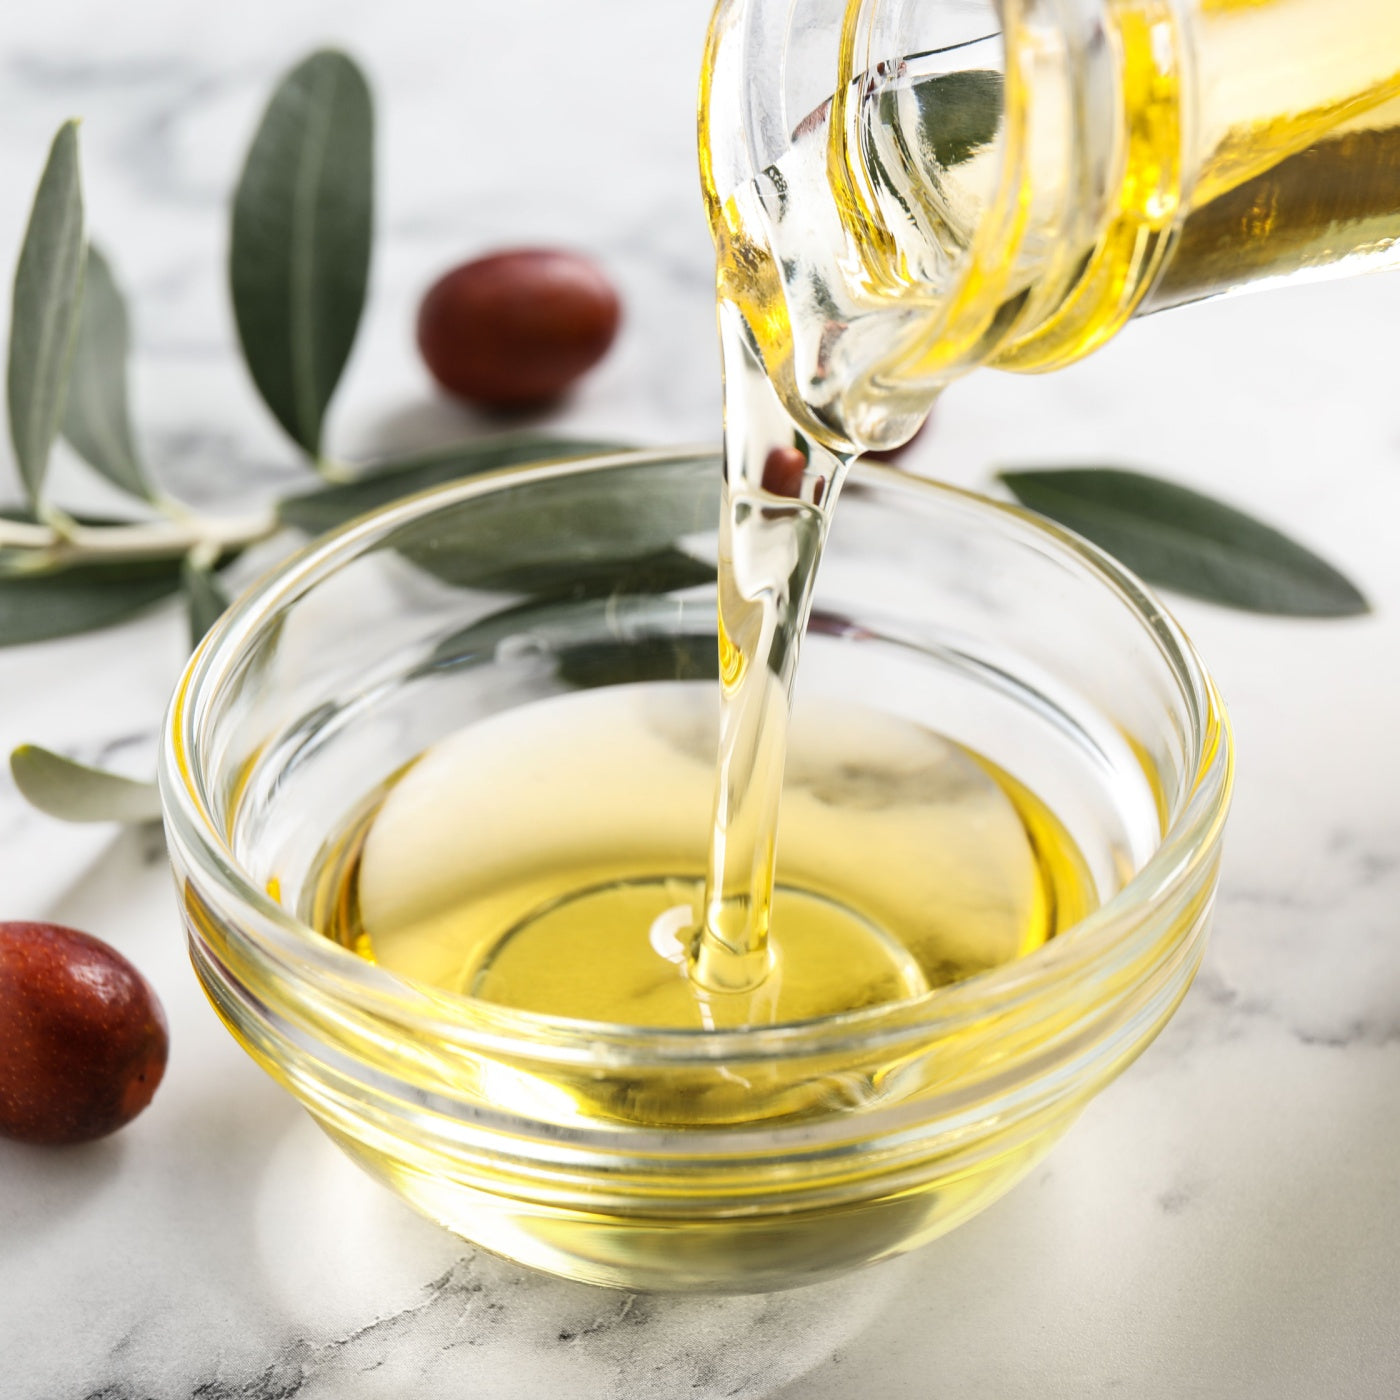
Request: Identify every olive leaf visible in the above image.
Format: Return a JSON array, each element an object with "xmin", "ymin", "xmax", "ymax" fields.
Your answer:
[
  {"xmin": 425, "ymin": 593, "xmax": 717, "ymax": 689},
  {"xmin": 0, "ymin": 554, "xmax": 184, "ymax": 647},
  {"xmin": 231, "ymin": 49, "xmax": 373, "ymax": 461},
  {"xmin": 9, "ymin": 744, "xmax": 163, "ymax": 824},
  {"xmin": 62, "ymin": 243, "xmax": 154, "ymax": 501},
  {"xmin": 999, "ymin": 467, "xmax": 1370, "ymax": 617},
  {"xmin": 868, "ymin": 69, "xmax": 1002, "ymax": 216},
  {"xmin": 412, "ymin": 543, "xmax": 712, "ymax": 603},
  {"xmin": 557, "ymin": 631, "xmax": 718, "ymax": 689},
  {"xmin": 911, "ymin": 69, "xmax": 1003, "ymax": 169},
  {"xmin": 182, "ymin": 555, "xmax": 231, "ymax": 648},
  {"xmin": 276, "ymin": 433, "xmax": 631, "ymax": 535},
  {"xmin": 427, "ymin": 583, "xmax": 713, "ymax": 667},
  {"xmin": 384, "ymin": 448, "xmax": 716, "ymax": 593},
  {"xmin": 7, "ymin": 120, "xmax": 86, "ymax": 509}
]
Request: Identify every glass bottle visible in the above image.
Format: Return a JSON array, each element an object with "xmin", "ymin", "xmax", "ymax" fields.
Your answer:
[{"xmin": 700, "ymin": 0, "xmax": 1400, "ymax": 451}]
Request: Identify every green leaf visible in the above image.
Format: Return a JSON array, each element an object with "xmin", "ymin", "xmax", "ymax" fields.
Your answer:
[
  {"xmin": 423, "ymin": 593, "xmax": 716, "ymax": 690},
  {"xmin": 556, "ymin": 631, "xmax": 718, "ymax": 689},
  {"xmin": 182, "ymin": 555, "xmax": 231, "ymax": 648},
  {"xmin": 276, "ymin": 434, "xmax": 630, "ymax": 535},
  {"xmin": 7, "ymin": 120, "xmax": 86, "ymax": 508},
  {"xmin": 0, "ymin": 555, "xmax": 183, "ymax": 646},
  {"xmin": 61, "ymin": 243, "xmax": 153, "ymax": 501},
  {"xmin": 998, "ymin": 467, "xmax": 1370, "ymax": 617},
  {"xmin": 426, "ymin": 588, "xmax": 715, "ymax": 675},
  {"xmin": 869, "ymin": 70, "xmax": 1002, "ymax": 207},
  {"xmin": 231, "ymin": 49, "xmax": 373, "ymax": 459},
  {"xmin": 387, "ymin": 448, "xmax": 715, "ymax": 594},
  {"xmin": 912, "ymin": 70, "xmax": 1004, "ymax": 169},
  {"xmin": 10, "ymin": 744, "xmax": 163, "ymax": 824}
]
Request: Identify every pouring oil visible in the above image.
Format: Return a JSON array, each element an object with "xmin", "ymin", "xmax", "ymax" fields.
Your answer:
[
  {"xmin": 306, "ymin": 0, "xmax": 1400, "ymax": 1037},
  {"xmin": 686, "ymin": 0, "xmax": 1400, "ymax": 998}
]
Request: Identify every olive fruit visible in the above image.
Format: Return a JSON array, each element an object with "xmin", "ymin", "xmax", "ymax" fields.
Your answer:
[
  {"xmin": 417, "ymin": 248, "xmax": 621, "ymax": 409},
  {"xmin": 761, "ymin": 446, "xmax": 827, "ymax": 505},
  {"xmin": 761, "ymin": 446, "xmax": 808, "ymax": 499},
  {"xmin": 0, "ymin": 922, "xmax": 168, "ymax": 1146}
]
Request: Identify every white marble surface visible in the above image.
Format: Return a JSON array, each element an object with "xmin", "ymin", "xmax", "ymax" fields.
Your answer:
[{"xmin": 2, "ymin": 3, "xmax": 1400, "ymax": 1396}]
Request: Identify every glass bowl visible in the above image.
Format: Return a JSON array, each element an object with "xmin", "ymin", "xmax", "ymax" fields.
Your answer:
[{"xmin": 160, "ymin": 447, "xmax": 1232, "ymax": 1293}]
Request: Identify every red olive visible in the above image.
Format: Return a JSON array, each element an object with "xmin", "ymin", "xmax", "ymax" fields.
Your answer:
[
  {"xmin": 761, "ymin": 446, "xmax": 827, "ymax": 505},
  {"xmin": 762, "ymin": 446, "xmax": 808, "ymax": 498},
  {"xmin": 417, "ymin": 248, "xmax": 622, "ymax": 410},
  {"xmin": 0, "ymin": 922, "xmax": 168, "ymax": 1146}
]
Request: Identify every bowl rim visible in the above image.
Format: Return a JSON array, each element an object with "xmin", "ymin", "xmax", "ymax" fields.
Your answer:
[{"xmin": 161, "ymin": 444, "xmax": 1233, "ymax": 1062}]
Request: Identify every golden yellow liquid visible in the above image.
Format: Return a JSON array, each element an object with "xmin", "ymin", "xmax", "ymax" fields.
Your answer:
[
  {"xmin": 308, "ymin": 683, "xmax": 1096, "ymax": 1037},
  {"xmin": 1153, "ymin": 106, "xmax": 1400, "ymax": 307}
]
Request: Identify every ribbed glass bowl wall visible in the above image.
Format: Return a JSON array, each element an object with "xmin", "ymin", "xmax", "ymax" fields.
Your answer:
[{"xmin": 161, "ymin": 448, "xmax": 1231, "ymax": 1293}]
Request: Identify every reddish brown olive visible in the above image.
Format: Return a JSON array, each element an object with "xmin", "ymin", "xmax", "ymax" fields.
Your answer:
[
  {"xmin": 417, "ymin": 248, "xmax": 621, "ymax": 410},
  {"xmin": 762, "ymin": 446, "xmax": 808, "ymax": 499},
  {"xmin": 761, "ymin": 446, "xmax": 827, "ymax": 504},
  {"xmin": 0, "ymin": 922, "xmax": 168, "ymax": 1146}
]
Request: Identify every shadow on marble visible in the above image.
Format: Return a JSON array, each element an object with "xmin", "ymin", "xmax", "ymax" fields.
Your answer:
[
  {"xmin": 0, "ymin": 1135, "xmax": 129, "ymax": 1253},
  {"xmin": 235, "ymin": 1113, "xmax": 915, "ymax": 1400}
]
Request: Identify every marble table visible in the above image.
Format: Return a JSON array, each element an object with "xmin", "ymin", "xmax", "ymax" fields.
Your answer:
[{"xmin": 3, "ymin": 3, "xmax": 1399, "ymax": 1396}]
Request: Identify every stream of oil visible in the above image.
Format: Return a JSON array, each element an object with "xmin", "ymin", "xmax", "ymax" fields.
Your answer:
[{"xmin": 309, "ymin": 15, "xmax": 1400, "ymax": 1029}]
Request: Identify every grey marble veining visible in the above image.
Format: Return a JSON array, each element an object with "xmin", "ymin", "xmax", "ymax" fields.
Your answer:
[{"xmin": 3, "ymin": 2, "xmax": 1400, "ymax": 1397}]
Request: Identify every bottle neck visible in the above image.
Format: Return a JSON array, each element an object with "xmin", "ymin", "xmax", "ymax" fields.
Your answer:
[
  {"xmin": 830, "ymin": 0, "xmax": 1195, "ymax": 384},
  {"xmin": 700, "ymin": 0, "xmax": 1183, "ymax": 449},
  {"xmin": 700, "ymin": 0, "xmax": 1400, "ymax": 450}
]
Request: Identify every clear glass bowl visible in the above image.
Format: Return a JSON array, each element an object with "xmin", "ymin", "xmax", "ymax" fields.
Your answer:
[{"xmin": 161, "ymin": 447, "xmax": 1232, "ymax": 1293}]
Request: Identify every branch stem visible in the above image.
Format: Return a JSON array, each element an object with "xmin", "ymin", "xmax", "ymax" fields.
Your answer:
[{"xmin": 0, "ymin": 507, "xmax": 280, "ymax": 572}]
